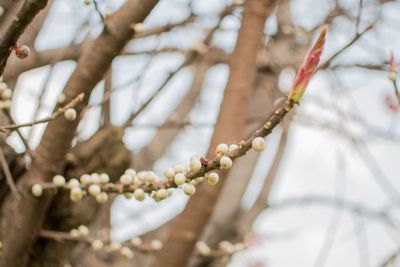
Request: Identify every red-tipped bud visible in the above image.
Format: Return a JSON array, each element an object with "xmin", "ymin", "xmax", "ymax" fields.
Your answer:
[
  {"xmin": 14, "ymin": 45, "xmax": 30, "ymax": 59},
  {"xmin": 288, "ymin": 25, "xmax": 328, "ymax": 102}
]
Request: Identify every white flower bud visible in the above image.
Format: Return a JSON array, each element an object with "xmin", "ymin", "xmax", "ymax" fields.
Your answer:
[
  {"xmin": 69, "ymin": 229, "xmax": 80, "ymax": 238},
  {"xmin": 57, "ymin": 93, "xmax": 66, "ymax": 104},
  {"xmin": 145, "ymin": 171, "xmax": 157, "ymax": 183},
  {"xmin": 163, "ymin": 168, "xmax": 175, "ymax": 180},
  {"xmin": 130, "ymin": 237, "xmax": 142, "ymax": 247},
  {"xmin": 183, "ymin": 183, "xmax": 196, "ymax": 196},
  {"xmin": 70, "ymin": 187, "xmax": 83, "ymax": 202},
  {"xmin": 91, "ymin": 239, "xmax": 104, "ymax": 251},
  {"xmin": 0, "ymin": 82, "xmax": 7, "ymax": 91},
  {"xmin": 52, "ymin": 175, "xmax": 66, "ymax": 186},
  {"xmin": 191, "ymin": 177, "xmax": 204, "ymax": 186},
  {"xmin": 80, "ymin": 174, "xmax": 92, "ymax": 185},
  {"xmin": 99, "ymin": 173, "xmax": 109, "ymax": 184},
  {"xmin": 131, "ymin": 22, "xmax": 145, "ymax": 33},
  {"xmin": 228, "ymin": 144, "xmax": 239, "ymax": 153},
  {"xmin": 196, "ymin": 241, "xmax": 211, "ymax": 256},
  {"xmin": 1, "ymin": 88, "xmax": 12, "ymax": 100},
  {"xmin": 120, "ymin": 174, "xmax": 133, "ymax": 185},
  {"xmin": 252, "ymin": 137, "xmax": 265, "ymax": 152},
  {"xmin": 78, "ymin": 225, "xmax": 89, "ymax": 236},
  {"xmin": 134, "ymin": 188, "xmax": 145, "ymax": 201},
  {"xmin": 173, "ymin": 173, "xmax": 186, "ymax": 186},
  {"xmin": 88, "ymin": 184, "xmax": 101, "ymax": 196},
  {"xmin": 90, "ymin": 173, "xmax": 100, "ymax": 184},
  {"xmin": 107, "ymin": 241, "xmax": 121, "ymax": 252},
  {"xmin": 219, "ymin": 156, "xmax": 232, "ymax": 169},
  {"xmin": 67, "ymin": 178, "xmax": 80, "ymax": 188},
  {"xmin": 216, "ymin": 143, "xmax": 229, "ymax": 155},
  {"xmin": 174, "ymin": 165, "xmax": 185, "ymax": 173},
  {"xmin": 64, "ymin": 108, "xmax": 77, "ymax": 121},
  {"xmin": 125, "ymin": 168, "xmax": 136, "ymax": 177},
  {"xmin": 189, "ymin": 159, "xmax": 202, "ymax": 172},
  {"xmin": 120, "ymin": 246, "xmax": 134, "ymax": 259},
  {"xmin": 190, "ymin": 154, "xmax": 201, "ymax": 161},
  {"xmin": 167, "ymin": 188, "xmax": 175, "ymax": 195},
  {"xmin": 206, "ymin": 172, "xmax": 219, "ymax": 185},
  {"xmin": 96, "ymin": 192, "xmax": 108, "ymax": 203},
  {"xmin": 150, "ymin": 240, "xmax": 163, "ymax": 251},
  {"xmin": 137, "ymin": 171, "xmax": 147, "ymax": 181},
  {"xmin": 218, "ymin": 241, "xmax": 234, "ymax": 254},
  {"xmin": 155, "ymin": 189, "xmax": 169, "ymax": 200},
  {"xmin": 31, "ymin": 184, "xmax": 43, "ymax": 197}
]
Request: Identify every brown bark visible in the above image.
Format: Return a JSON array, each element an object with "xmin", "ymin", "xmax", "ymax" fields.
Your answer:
[
  {"xmin": 30, "ymin": 126, "xmax": 131, "ymax": 266},
  {"xmin": 151, "ymin": 1, "xmax": 275, "ymax": 267},
  {"xmin": 0, "ymin": 1, "xmax": 159, "ymax": 266}
]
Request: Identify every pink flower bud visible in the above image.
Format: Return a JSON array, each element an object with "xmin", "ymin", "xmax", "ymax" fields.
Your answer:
[{"xmin": 288, "ymin": 25, "xmax": 328, "ymax": 102}]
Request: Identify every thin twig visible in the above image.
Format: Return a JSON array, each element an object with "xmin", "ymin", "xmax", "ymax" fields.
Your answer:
[
  {"xmin": 392, "ymin": 80, "xmax": 400, "ymax": 105},
  {"xmin": 37, "ymin": 99, "xmax": 295, "ymax": 194},
  {"xmin": 0, "ymin": 93, "xmax": 84, "ymax": 132},
  {"xmin": 92, "ymin": 0, "xmax": 105, "ymax": 22},
  {"xmin": 0, "ymin": 146, "xmax": 20, "ymax": 198},
  {"xmin": 319, "ymin": 23, "xmax": 374, "ymax": 69},
  {"xmin": 40, "ymin": 229, "xmax": 159, "ymax": 253}
]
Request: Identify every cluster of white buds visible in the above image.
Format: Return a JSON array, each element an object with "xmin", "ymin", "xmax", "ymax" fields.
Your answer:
[
  {"xmin": 0, "ymin": 78, "xmax": 12, "ymax": 110},
  {"xmin": 215, "ymin": 143, "xmax": 233, "ymax": 170},
  {"xmin": 66, "ymin": 173, "xmax": 109, "ymax": 203},
  {"xmin": 93, "ymin": 240, "xmax": 135, "ymax": 259},
  {"xmin": 90, "ymin": 236, "xmax": 161, "ymax": 258},
  {"xmin": 69, "ymin": 225, "xmax": 90, "ymax": 238},
  {"xmin": 195, "ymin": 240, "xmax": 246, "ymax": 257},
  {"xmin": 64, "ymin": 108, "xmax": 77, "ymax": 121},
  {"xmin": 251, "ymin": 137, "xmax": 266, "ymax": 152}
]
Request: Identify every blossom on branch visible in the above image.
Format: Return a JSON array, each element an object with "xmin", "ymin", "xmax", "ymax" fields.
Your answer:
[{"xmin": 288, "ymin": 25, "xmax": 328, "ymax": 102}]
